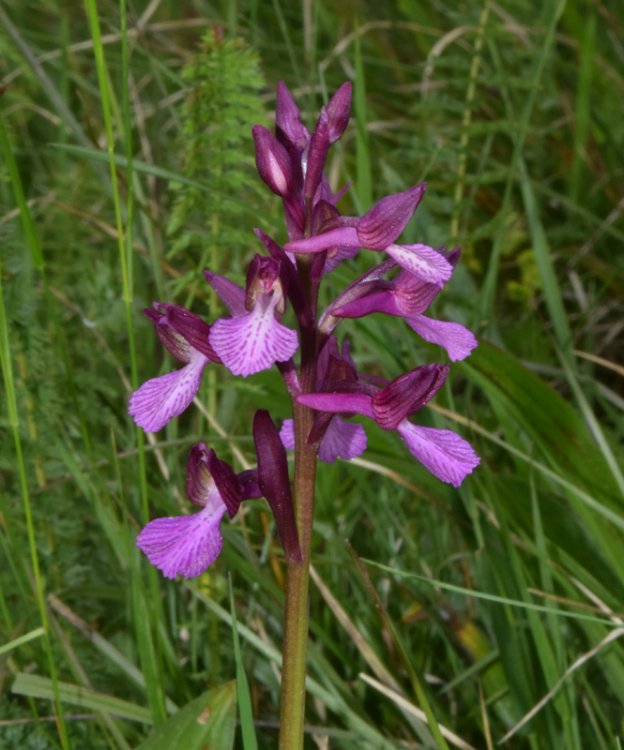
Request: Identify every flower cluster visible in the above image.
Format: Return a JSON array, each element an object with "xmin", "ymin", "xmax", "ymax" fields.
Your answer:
[{"xmin": 130, "ymin": 81, "xmax": 479, "ymax": 579}]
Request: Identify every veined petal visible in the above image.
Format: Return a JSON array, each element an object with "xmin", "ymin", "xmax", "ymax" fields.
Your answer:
[
  {"xmin": 385, "ymin": 244, "xmax": 453, "ymax": 285},
  {"xmin": 396, "ymin": 422, "xmax": 479, "ymax": 487},
  {"xmin": 407, "ymin": 315, "xmax": 478, "ymax": 361},
  {"xmin": 318, "ymin": 417, "xmax": 367, "ymax": 463},
  {"xmin": 210, "ymin": 297, "xmax": 298, "ymax": 377},
  {"xmin": 136, "ymin": 503, "xmax": 227, "ymax": 579},
  {"xmin": 356, "ymin": 184, "xmax": 426, "ymax": 249},
  {"xmin": 372, "ymin": 364, "xmax": 449, "ymax": 429},
  {"xmin": 129, "ymin": 352, "xmax": 207, "ymax": 432}
]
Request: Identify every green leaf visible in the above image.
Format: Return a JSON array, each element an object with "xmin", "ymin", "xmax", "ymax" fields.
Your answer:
[
  {"xmin": 136, "ymin": 682, "xmax": 237, "ymax": 750},
  {"xmin": 461, "ymin": 341, "xmax": 621, "ymax": 507},
  {"xmin": 12, "ymin": 673, "xmax": 152, "ymax": 723}
]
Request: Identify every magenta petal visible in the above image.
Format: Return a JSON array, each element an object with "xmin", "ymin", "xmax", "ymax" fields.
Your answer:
[
  {"xmin": 318, "ymin": 417, "xmax": 367, "ymax": 463},
  {"xmin": 204, "ymin": 271, "xmax": 247, "ymax": 316},
  {"xmin": 385, "ymin": 244, "xmax": 453, "ymax": 284},
  {"xmin": 296, "ymin": 391, "xmax": 375, "ymax": 418},
  {"xmin": 407, "ymin": 315, "xmax": 478, "ymax": 361},
  {"xmin": 136, "ymin": 504, "xmax": 227, "ymax": 579},
  {"xmin": 332, "ymin": 288, "xmax": 400, "ymax": 318},
  {"xmin": 145, "ymin": 304, "xmax": 192, "ymax": 362},
  {"xmin": 209, "ymin": 299, "xmax": 298, "ymax": 377},
  {"xmin": 129, "ymin": 353, "xmax": 207, "ymax": 432},
  {"xmin": 396, "ymin": 422, "xmax": 479, "ymax": 487},
  {"xmin": 372, "ymin": 364, "xmax": 449, "ymax": 430},
  {"xmin": 356, "ymin": 184, "xmax": 426, "ymax": 249},
  {"xmin": 186, "ymin": 444, "xmax": 243, "ymax": 516},
  {"xmin": 279, "ymin": 419, "xmax": 295, "ymax": 450},
  {"xmin": 285, "ymin": 226, "xmax": 359, "ymax": 254}
]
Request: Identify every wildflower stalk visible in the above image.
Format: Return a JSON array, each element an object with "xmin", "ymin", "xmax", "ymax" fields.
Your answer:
[
  {"xmin": 279, "ymin": 253, "xmax": 319, "ymax": 749},
  {"xmin": 128, "ymin": 79, "xmax": 479, "ymax": 745}
]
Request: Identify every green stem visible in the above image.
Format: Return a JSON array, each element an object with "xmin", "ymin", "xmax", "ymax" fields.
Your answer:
[
  {"xmin": 279, "ymin": 254, "xmax": 319, "ymax": 750},
  {"xmin": 278, "ymin": 413, "xmax": 317, "ymax": 750}
]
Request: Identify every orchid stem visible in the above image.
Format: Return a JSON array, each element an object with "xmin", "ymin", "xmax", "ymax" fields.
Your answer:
[
  {"xmin": 278, "ymin": 428, "xmax": 317, "ymax": 750},
  {"xmin": 279, "ymin": 252, "xmax": 318, "ymax": 749}
]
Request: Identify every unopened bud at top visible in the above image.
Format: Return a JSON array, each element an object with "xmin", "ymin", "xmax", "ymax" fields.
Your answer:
[{"xmin": 252, "ymin": 125, "xmax": 294, "ymax": 197}]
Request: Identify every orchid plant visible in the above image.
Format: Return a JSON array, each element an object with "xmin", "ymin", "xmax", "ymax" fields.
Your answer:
[{"xmin": 129, "ymin": 80, "xmax": 479, "ymax": 749}]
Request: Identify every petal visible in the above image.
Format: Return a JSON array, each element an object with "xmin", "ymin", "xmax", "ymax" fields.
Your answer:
[
  {"xmin": 318, "ymin": 417, "xmax": 367, "ymax": 463},
  {"xmin": 166, "ymin": 306, "xmax": 220, "ymax": 362},
  {"xmin": 396, "ymin": 422, "xmax": 480, "ymax": 487},
  {"xmin": 296, "ymin": 391, "xmax": 375, "ymax": 418},
  {"xmin": 145, "ymin": 304, "xmax": 192, "ymax": 362},
  {"xmin": 129, "ymin": 352, "xmax": 207, "ymax": 432},
  {"xmin": 372, "ymin": 364, "xmax": 449, "ymax": 429},
  {"xmin": 407, "ymin": 315, "xmax": 478, "ymax": 362},
  {"xmin": 385, "ymin": 244, "xmax": 453, "ymax": 285},
  {"xmin": 356, "ymin": 184, "xmax": 426, "ymax": 249},
  {"xmin": 186, "ymin": 444, "xmax": 243, "ymax": 516},
  {"xmin": 285, "ymin": 226, "xmax": 359, "ymax": 255},
  {"xmin": 331, "ymin": 287, "xmax": 400, "ymax": 319},
  {"xmin": 136, "ymin": 504, "xmax": 227, "ymax": 579},
  {"xmin": 279, "ymin": 419, "xmax": 295, "ymax": 451},
  {"xmin": 209, "ymin": 298, "xmax": 299, "ymax": 377},
  {"xmin": 204, "ymin": 271, "xmax": 247, "ymax": 316},
  {"xmin": 393, "ymin": 271, "xmax": 444, "ymax": 316}
]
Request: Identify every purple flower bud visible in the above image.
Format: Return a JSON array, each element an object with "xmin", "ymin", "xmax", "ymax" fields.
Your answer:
[
  {"xmin": 275, "ymin": 81, "xmax": 309, "ymax": 151},
  {"xmin": 252, "ymin": 125, "xmax": 294, "ymax": 197},
  {"xmin": 325, "ymin": 82, "xmax": 352, "ymax": 143},
  {"xmin": 253, "ymin": 410, "xmax": 301, "ymax": 563},
  {"xmin": 304, "ymin": 109, "xmax": 330, "ymax": 201}
]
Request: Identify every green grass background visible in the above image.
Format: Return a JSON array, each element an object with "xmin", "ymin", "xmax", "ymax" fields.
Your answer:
[{"xmin": 1, "ymin": 0, "xmax": 623, "ymax": 747}]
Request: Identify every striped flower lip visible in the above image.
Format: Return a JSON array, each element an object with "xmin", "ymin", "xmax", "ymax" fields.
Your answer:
[
  {"xmin": 136, "ymin": 445, "xmax": 260, "ymax": 579},
  {"xmin": 129, "ymin": 304, "xmax": 220, "ymax": 432},
  {"xmin": 206, "ymin": 256, "xmax": 299, "ymax": 378}
]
